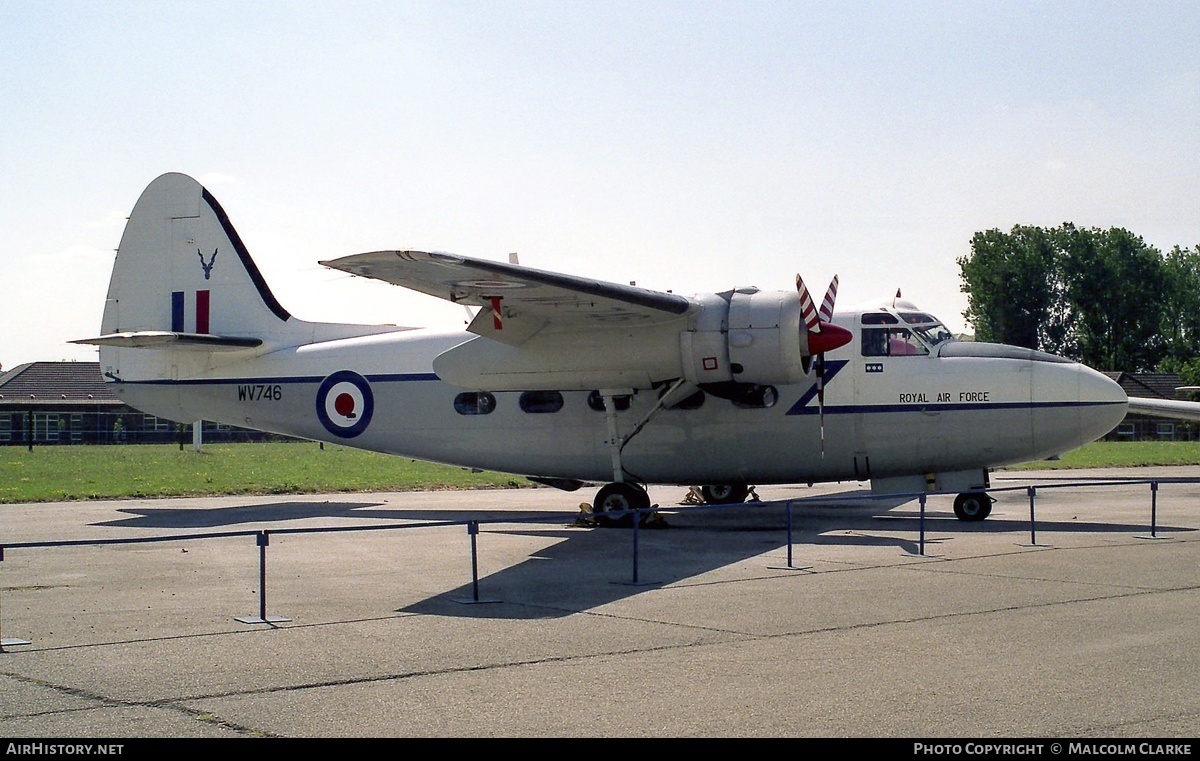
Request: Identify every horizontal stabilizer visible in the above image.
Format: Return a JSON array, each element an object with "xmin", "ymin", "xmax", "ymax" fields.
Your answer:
[{"xmin": 72, "ymin": 331, "xmax": 262, "ymax": 352}]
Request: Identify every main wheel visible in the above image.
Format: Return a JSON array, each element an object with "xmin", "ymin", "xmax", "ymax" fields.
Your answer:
[
  {"xmin": 953, "ymin": 491, "xmax": 992, "ymax": 521},
  {"xmin": 593, "ymin": 482, "xmax": 651, "ymax": 526},
  {"xmin": 699, "ymin": 483, "xmax": 751, "ymax": 505}
]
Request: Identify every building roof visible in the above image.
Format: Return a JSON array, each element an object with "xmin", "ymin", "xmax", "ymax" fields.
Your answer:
[
  {"xmin": 0, "ymin": 362, "xmax": 123, "ymax": 407},
  {"xmin": 1103, "ymin": 371, "xmax": 1190, "ymax": 401}
]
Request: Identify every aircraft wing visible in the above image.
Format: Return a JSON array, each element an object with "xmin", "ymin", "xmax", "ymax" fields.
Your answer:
[
  {"xmin": 321, "ymin": 250, "xmax": 693, "ymax": 345},
  {"xmin": 1125, "ymin": 395, "xmax": 1200, "ymax": 422}
]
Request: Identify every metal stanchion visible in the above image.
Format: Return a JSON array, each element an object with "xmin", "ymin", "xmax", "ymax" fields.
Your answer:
[
  {"xmin": 236, "ymin": 530, "xmax": 290, "ymax": 624},
  {"xmin": 0, "ymin": 548, "xmax": 32, "ymax": 650},
  {"xmin": 1152, "ymin": 481, "xmax": 1158, "ymax": 537},
  {"xmin": 615, "ymin": 508, "xmax": 659, "ymax": 586},
  {"xmin": 1137, "ymin": 481, "xmax": 1170, "ymax": 540},
  {"xmin": 769, "ymin": 502, "xmax": 812, "ymax": 570},
  {"xmin": 1028, "ymin": 486, "xmax": 1037, "ymax": 546},
  {"xmin": 918, "ymin": 494, "xmax": 926, "ymax": 555},
  {"xmin": 453, "ymin": 520, "xmax": 499, "ymax": 604},
  {"xmin": 1015, "ymin": 485, "xmax": 1045, "ymax": 548}
]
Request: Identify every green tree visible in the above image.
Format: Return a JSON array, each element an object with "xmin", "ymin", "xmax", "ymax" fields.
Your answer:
[
  {"xmin": 1056, "ymin": 225, "xmax": 1166, "ymax": 372},
  {"xmin": 958, "ymin": 225, "xmax": 1062, "ymax": 350},
  {"xmin": 1159, "ymin": 244, "xmax": 1200, "ymax": 366}
]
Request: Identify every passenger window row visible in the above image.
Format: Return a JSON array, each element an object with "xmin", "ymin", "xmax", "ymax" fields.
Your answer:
[{"xmin": 452, "ymin": 385, "xmax": 779, "ymax": 415}]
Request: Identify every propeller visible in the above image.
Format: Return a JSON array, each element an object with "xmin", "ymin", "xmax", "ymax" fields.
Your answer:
[{"xmin": 797, "ymin": 275, "xmax": 851, "ymax": 456}]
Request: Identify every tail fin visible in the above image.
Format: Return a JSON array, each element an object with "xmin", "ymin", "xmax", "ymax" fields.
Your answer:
[
  {"xmin": 96, "ymin": 173, "xmax": 291, "ymax": 342},
  {"xmin": 76, "ymin": 173, "xmax": 409, "ymax": 381}
]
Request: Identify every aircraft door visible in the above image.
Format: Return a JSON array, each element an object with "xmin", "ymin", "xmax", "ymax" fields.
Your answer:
[{"xmin": 853, "ymin": 312, "xmax": 945, "ymax": 474}]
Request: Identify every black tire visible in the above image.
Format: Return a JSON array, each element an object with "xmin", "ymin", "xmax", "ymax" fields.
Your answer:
[
  {"xmin": 953, "ymin": 491, "xmax": 992, "ymax": 521},
  {"xmin": 700, "ymin": 483, "xmax": 751, "ymax": 505},
  {"xmin": 593, "ymin": 482, "xmax": 650, "ymax": 527}
]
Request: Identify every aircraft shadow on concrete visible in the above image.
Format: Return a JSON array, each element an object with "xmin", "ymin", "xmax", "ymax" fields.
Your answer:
[
  {"xmin": 92, "ymin": 500, "xmax": 566, "ymax": 529},
  {"xmin": 91, "ymin": 492, "xmax": 1194, "ymax": 621},
  {"xmin": 95, "ymin": 501, "xmax": 391, "ymax": 529},
  {"xmin": 401, "ymin": 493, "xmax": 1196, "ymax": 620}
]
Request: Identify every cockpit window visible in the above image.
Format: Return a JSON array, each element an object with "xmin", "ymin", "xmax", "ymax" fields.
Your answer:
[
  {"xmin": 862, "ymin": 327, "xmax": 929, "ymax": 357},
  {"xmin": 898, "ymin": 312, "xmax": 954, "ymax": 347},
  {"xmin": 861, "ymin": 308, "xmax": 954, "ymax": 356},
  {"xmin": 861, "ymin": 312, "xmax": 899, "ymax": 325}
]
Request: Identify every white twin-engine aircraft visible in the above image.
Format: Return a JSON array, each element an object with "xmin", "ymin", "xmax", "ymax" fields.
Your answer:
[{"xmin": 77, "ymin": 173, "xmax": 1187, "ymax": 522}]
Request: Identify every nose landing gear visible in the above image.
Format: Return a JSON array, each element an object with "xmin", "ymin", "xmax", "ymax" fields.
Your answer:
[{"xmin": 953, "ymin": 491, "xmax": 993, "ymax": 521}]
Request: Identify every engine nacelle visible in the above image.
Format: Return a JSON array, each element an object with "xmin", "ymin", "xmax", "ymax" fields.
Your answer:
[{"xmin": 680, "ymin": 288, "xmax": 812, "ymax": 387}]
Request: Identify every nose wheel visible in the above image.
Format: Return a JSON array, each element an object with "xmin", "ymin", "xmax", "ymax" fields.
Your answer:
[{"xmin": 953, "ymin": 491, "xmax": 993, "ymax": 521}]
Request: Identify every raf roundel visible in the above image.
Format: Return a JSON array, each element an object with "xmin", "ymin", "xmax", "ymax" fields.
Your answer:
[{"xmin": 316, "ymin": 371, "xmax": 374, "ymax": 438}]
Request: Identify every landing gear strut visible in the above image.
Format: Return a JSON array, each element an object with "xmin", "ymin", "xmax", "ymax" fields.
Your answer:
[{"xmin": 953, "ymin": 491, "xmax": 993, "ymax": 521}]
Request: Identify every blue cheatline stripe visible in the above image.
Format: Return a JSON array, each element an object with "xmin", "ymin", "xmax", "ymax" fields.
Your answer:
[
  {"xmin": 117, "ymin": 372, "xmax": 441, "ymax": 386},
  {"xmin": 171, "ymin": 291, "xmax": 185, "ymax": 332},
  {"xmin": 787, "ymin": 400, "xmax": 1126, "ymax": 416}
]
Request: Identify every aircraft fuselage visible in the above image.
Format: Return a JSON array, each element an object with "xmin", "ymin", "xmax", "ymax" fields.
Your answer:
[{"xmin": 108, "ymin": 310, "xmax": 1127, "ymax": 495}]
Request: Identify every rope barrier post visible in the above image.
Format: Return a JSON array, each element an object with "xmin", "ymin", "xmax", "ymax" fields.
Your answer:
[
  {"xmin": 769, "ymin": 501, "xmax": 812, "ymax": 571},
  {"xmin": 787, "ymin": 502, "xmax": 794, "ymax": 567},
  {"xmin": 235, "ymin": 530, "xmax": 290, "ymax": 624},
  {"xmin": 1151, "ymin": 481, "xmax": 1158, "ymax": 538},
  {"xmin": 452, "ymin": 520, "xmax": 500, "ymax": 604},
  {"xmin": 1137, "ymin": 481, "xmax": 1169, "ymax": 540},
  {"xmin": 259, "ymin": 530, "xmax": 268, "ymax": 621},
  {"xmin": 631, "ymin": 509, "xmax": 640, "ymax": 585},
  {"xmin": 470, "ymin": 521, "xmax": 481, "ymax": 601},
  {"xmin": 0, "ymin": 547, "xmax": 31, "ymax": 650},
  {"xmin": 615, "ymin": 507, "xmax": 660, "ymax": 587},
  {"xmin": 919, "ymin": 494, "xmax": 926, "ymax": 556},
  {"xmin": 1028, "ymin": 486, "xmax": 1037, "ymax": 546}
]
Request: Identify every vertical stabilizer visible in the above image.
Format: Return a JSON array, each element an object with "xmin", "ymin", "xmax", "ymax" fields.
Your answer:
[{"xmin": 100, "ymin": 173, "xmax": 291, "ymax": 340}]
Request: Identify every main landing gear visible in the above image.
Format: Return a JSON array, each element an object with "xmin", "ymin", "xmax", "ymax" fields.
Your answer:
[
  {"xmin": 953, "ymin": 491, "xmax": 993, "ymax": 521},
  {"xmin": 591, "ymin": 481, "xmax": 652, "ymax": 527},
  {"xmin": 698, "ymin": 483, "xmax": 752, "ymax": 505},
  {"xmin": 593, "ymin": 481, "xmax": 651, "ymax": 513}
]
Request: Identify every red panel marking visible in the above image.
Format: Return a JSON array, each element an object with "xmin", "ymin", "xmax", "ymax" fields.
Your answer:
[{"xmin": 196, "ymin": 290, "xmax": 210, "ymax": 334}]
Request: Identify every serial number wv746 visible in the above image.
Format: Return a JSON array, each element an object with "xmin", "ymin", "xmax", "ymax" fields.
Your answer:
[{"xmin": 237, "ymin": 384, "xmax": 283, "ymax": 402}]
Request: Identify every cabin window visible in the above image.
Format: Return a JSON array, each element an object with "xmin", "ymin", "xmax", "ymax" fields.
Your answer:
[
  {"xmin": 0, "ymin": 414, "xmax": 10, "ymax": 441},
  {"xmin": 454, "ymin": 392, "xmax": 497, "ymax": 415},
  {"xmin": 587, "ymin": 391, "xmax": 631, "ymax": 412},
  {"xmin": 861, "ymin": 327, "xmax": 929, "ymax": 357},
  {"xmin": 519, "ymin": 390, "xmax": 564, "ymax": 414},
  {"xmin": 1157, "ymin": 422, "xmax": 1175, "ymax": 438}
]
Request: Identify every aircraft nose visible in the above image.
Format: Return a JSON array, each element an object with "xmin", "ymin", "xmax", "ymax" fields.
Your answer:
[
  {"xmin": 1033, "ymin": 359, "xmax": 1129, "ymax": 451},
  {"xmin": 1077, "ymin": 363, "xmax": 1129, "ymax": 438}
]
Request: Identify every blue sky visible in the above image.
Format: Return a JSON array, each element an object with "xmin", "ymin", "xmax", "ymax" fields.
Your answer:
[{"xmin": 2, "ymin": 0, "xmax": 1197, "ymax": 368}]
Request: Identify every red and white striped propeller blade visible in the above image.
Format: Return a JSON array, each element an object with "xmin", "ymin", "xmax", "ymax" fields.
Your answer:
[
  {"xmin": 819, "ymin": 275, "xmax": 838, "ymax": 321},
  {"xmin": 796, "ymin": 274, "xmax": 821, "ymax": 334}
]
